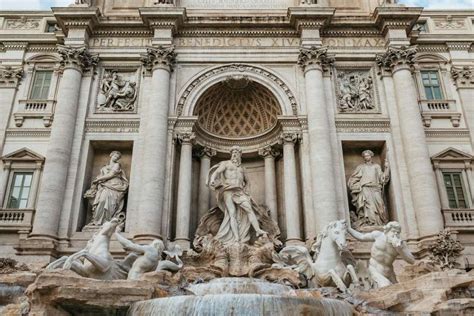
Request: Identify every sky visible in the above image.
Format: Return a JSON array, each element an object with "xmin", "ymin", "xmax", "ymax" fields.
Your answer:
[{"xmin": 0, "ymin": 0, "xmax": 472, "ymax": 10}]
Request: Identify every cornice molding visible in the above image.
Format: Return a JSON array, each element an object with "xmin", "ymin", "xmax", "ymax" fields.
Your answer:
[
  {"xmin": 425, "ymin": 128, "xmax": 471, "ymax": 138},
  {"xmin": 335, "ymin": 118, "xmax": 391, "ymax": 133},
  {"xmin": 373, "ymin": 6, "xmax": 422, "ymax": 35},
  {"xmin": 6, "ymin": 128, "xmax": 50, "ymax": 137},
  {"xmin": 52, "ymin": 7, "xmax": 100, "ymax": 36},
  {"xmin": 84, "ymin": 119, "xmax": 140, "ymax": 133}
]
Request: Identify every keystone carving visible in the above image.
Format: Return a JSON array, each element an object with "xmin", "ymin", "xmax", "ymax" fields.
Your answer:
[
  {"xmin": 297, "ymin": 46, "xmax": 335, "ymax": 72},
  {"xmin": 140, "ymin": 46, "xmax": 176, "ymax": 71},
  {"xmin": 376, "ymin": 46, "xmax": 417, "ymax": 72},
  {"xmin": 57, "ymin": 45, "xmax": 99, "ymax": 71}
]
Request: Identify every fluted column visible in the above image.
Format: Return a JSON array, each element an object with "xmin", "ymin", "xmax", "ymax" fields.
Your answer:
[
  {"xmin": 197, "ymin": 147, "xmax": 216, "ymax": 222},
  {"xmin": 377, "ymin": 46, "xmax": 443, "ymax": 236},
  {"xmin": 135, "ymin": 46, "xmax": 176, "ymax": 241},
  {"xmin": 174, "ymin": 132, "xmax": 195, "ymax": 248},
  {"xmin": 0, "ymin": 66, "xmax": 23, "ymax": 155},
  {"xmin": 280, "ymin": 132, "xmax": 302, "ymax": 244},
  {"xmin": 298, "ymin": 46, "xmax": 338, "ymax": 233},
  {"xmin": 31, "ymin": 45, "xmax": 97, "ymax": 239},
  {"xmin": 451, "ymin": 66, "xmax": 474, "ymax": 148},
  {"xmin": 258, "ymin": 146, "xmax": 279, "ymax": 222}
]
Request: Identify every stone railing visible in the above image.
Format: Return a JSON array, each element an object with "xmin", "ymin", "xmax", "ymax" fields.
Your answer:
[
  {"xmin": 0, "ymin": 208, "xmax": 34, "ymax": 232},
  {"xmin": 14, "ymin": 99, "xmax": 55, "ymax": 127},
  {"xmin": 419, "ymin": 99, "xmax": 460, "ymax": 128},
  {"xmin": 443, "ymin": 208, "xmax": 474, "ymax": 230}
]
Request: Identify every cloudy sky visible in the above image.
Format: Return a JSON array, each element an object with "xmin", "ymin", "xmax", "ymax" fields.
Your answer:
[{"xmin": 0, "ymin": 0, "xmax": 472, "ymax": 10}]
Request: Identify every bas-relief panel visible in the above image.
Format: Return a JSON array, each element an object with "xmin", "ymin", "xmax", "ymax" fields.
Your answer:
[
  {"xmin": 95, "ymin": 69, "xmax": 140, "ymax": 113},
  {"xmin": 335, "ymin": 68, "xmax": 379, "ymax": 114}
]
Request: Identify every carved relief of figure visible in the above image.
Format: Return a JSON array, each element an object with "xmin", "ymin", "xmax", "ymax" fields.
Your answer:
[
  {"xmin": 207, "ymin": 146, "xmax": 268, "ymax": 244},
  {"xmin": 347, "ymin": 221, "xmax": 415, "ymax": 288},
  {"xmin": 348, "ymin": 150, "xmax": 389, "ymax": 228},
  {"xmin": 84, "ymin": 151, "xmax": 129, "ymax": 226},
  {"xmin": 337, "ymin": 71, "xmax": 375, "ymax": 112},
  {"xmin": 98, "ymin": 71, "xmax": 137, "ymax": 112}
]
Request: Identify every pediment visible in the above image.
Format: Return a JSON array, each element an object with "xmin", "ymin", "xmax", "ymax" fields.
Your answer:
[
  {"xmin": 431, "ymin": 147, "xmax": 473, "ymax": 161},
  {"xmin": 1, "ymin": 147, "xmax": 45, "ymax": 162}
]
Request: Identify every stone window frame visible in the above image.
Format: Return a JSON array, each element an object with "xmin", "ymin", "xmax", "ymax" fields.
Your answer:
[
  {"xmin": 413, "ymin": 54, "xmax": 451, "ymax": 101},
  {"xmin": 14, "ymin": 54, "xmax": 62, "ymax": 127},
  {"xmin": 1, "ymin": 148, "xmax": 44, "ymax": 209},
  {"xmin": 413, "ymin": 53, "xmax": 460, "ymax": 127},
  {"xmin": 432, "ymin": 147, "xmax": 474, "ymax": 210}
]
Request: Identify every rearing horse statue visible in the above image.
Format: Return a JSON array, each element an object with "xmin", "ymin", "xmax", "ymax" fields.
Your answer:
[
  {"xmin": 47, "ymin": 218, "xmax": 135, "ymax": 280},
  {"xmin": 273, "ymin": 219, "xmax": 359, "ymax": 292}
]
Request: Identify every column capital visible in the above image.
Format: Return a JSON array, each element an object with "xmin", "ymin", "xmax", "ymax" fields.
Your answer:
[
  {"xmin": 376, "ymin": 45, "xmax": 417, "ymax": 74},
  {"xmin": 297, "ymin": 46, "xmax": 334, "ymax": 73},
  {"xmin": 451, "ymin": 66, "xmax": 474, "ymax": 89},
  {"xmin": 141, "ymin": 46, "xmax": 176, "ymax": 72},
  {"xmin": 175, "ymin": 131, "xmax": 195, "ymax": 144},
  {"xmin": 0, "ymin": 65, "xmax": 24, "ymax": 88},
  {"xmin": 279, "ymin": 132, "xmax": 301, "ymax": 145},
  {"xmin": 57, "ymin": 45, "xmax": 98, "ymax": 72},
  {"xmin": 258, "ymin": 146, "xmax": 280, "ymax": 158},
  {"xmin": 195, "ymin": 146, "xmax": 216, "ymax": 159}
]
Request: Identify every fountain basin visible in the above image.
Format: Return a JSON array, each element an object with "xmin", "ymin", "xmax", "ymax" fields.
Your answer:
[{"xmin": 128, "ymin": 278, "xmax": 353, "ymax": 316}]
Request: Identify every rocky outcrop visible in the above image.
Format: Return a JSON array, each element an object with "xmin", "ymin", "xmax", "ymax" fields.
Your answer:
[
  {"xmin": 354, "ymin": 269, "xmax": 474, "ymax": 314},
  {"xmin": 26, "ymin": 270, "xmax": 170, "ymax": 315}
]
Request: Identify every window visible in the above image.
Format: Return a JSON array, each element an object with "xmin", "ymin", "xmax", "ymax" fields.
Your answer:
[
  {"xmin": 30, "ymin": 71, "xmax": 52, "ymax": 99},
  {"xmin": 443, "ymin": 172, "xmax": 467, "ymax": 209},
  {"xmin": 421, "ymin": 71, "xmax": 443, "ymax": 100},
  {"xmin": 7, "ymin": 172, "xmax": 33, "ymax": 209},
  {"xmin": 45, "ymin": 22, "xmax": 57, "ymax": 33}
]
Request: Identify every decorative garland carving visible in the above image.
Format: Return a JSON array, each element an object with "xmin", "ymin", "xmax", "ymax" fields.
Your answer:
[
  {"xmin": 297, "ymin": 46, "xmax": 335, "ymax": 72},
  {"xmin": 140, "ymin": 46, "xmax": 176, "ymax": 71},
  {"xmin": 376, "ymin": 45, "xmax": 417, "ymax": 73},
  {"xmin": 57, "ymin": 45, "xmax": 98, "ymax": 72},
  {"xmin": 176, "ymin": 64, "xmax": 298, "ymax": 116}
]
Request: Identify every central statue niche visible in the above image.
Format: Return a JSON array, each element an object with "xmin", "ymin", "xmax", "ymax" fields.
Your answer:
[{"xmin": 194, "ymin": 76, "xmax": 282, "ymax": 139}]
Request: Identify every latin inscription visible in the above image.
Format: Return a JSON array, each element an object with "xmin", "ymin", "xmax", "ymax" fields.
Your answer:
[
  {"xmin": 90, "ymin": 38, "xmax": 152, "ymax": 47},
  {"xmin": 322, "ymin": 37, "xmax": 386, "ymax": 47},
  {"xmin": 174, "ymin": 37, "xmax": 301, "ymax": 47}
]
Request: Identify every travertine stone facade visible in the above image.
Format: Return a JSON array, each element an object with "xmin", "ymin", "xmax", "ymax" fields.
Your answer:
[{"xmin": 0, "ymin": 0, "xmax": 473, "ymax": 267}]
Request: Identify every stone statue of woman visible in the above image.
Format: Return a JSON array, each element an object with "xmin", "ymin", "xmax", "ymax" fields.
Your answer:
[
  {"xmin": 348, "ymin": 150, "xmax": 390, "ymax": 229},
  {"xmin": 84, "ymin": 151, "xmax": 129, "ymax": 226}
]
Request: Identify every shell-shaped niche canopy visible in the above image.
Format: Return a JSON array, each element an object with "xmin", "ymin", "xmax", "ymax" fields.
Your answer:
[{"xmin": 194, "ymin": 76, "xmax": 282, "ymax": 140}]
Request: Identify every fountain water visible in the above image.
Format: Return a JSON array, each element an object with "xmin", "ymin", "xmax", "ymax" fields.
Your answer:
[{"xmin": 128, "ymin": 278, "xmax": 353, "ymax": 316}]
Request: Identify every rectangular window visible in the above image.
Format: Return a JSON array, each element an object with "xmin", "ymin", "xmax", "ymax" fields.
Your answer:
[
  {"xmin": 30, "ymin": 71, "xmax": 52, "ymax": 100},
  {"xmin": 421, "ymin": 71, "xmax": 443, "ymax": 100},
  {"xmin": 7, "ymin": 172, "xmax": 33, "ymax": 209},
  {"xmin": 443, "ymin": 172, "xmax": 467, "ymax": 209}
]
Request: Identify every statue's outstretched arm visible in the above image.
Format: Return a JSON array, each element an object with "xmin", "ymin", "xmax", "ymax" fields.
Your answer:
[
  {"xmin": 115, "ymin": 232, "xmax": 145, "ymax": 254},
  {"xmin": 396, "ymin": 242, "xmax": 416, "ymax": 264},
  {"xmin": 347, "ymin": 226, "xmax": 378, "ymax": 241}
]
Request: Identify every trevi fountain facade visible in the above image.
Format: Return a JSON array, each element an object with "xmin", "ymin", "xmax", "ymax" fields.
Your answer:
[{"xmin": 0, "ymin": 0, "xmax": 473, "ymax": 314}]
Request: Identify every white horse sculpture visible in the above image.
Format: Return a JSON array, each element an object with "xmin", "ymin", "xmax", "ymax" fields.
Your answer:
[
  {"xmin": 273, "ymin": 220, "xmax": 359, "ymax": 292},
  {"xmin": 47, "ymin": 218, "xmax": 135, "ymax": 280}
]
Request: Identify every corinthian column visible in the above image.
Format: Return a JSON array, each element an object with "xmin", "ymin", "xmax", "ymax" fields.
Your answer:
[
  {"xmin": 30, "ymin": 45, "xmax": 97, "ymax": 240},
  {"xmin": 258, "ymin": 146, "xmax": 279, "ymax": 222},
  {"xmin": 197, "ymin": 147, "xmax": 216, "ymax": 222},
  {"xmin": 174, "ymin": 132, "xmax": 195, "ymax": 249},
  {"xmin": 135, "ymin": 46, "xmax": 176, "ymax": 241},
  {"xmin": 298, "ymin": 46, "xmax": 338, "ymax": 233},
  {"xmin": 451, "ymin": 66, "xmax": 474, "ymax": 148},
  {"xmin": 377, "ymin": 46, "xmax": 443, "ymax": 237},
  {"xmin": 280, "ymin": 132, "xmax": 302, "ymax": 244}
]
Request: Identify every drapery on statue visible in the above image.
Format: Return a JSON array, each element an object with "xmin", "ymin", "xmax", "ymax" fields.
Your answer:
[
  {"xmin": 347, "ymin": 221, "xmax": 415, "ymax": 288},
  {"xmin": 84, "ymin": 151, "xmax": 129, "ymax": 226},
  {"xmin": 348, "ymin": 150, "xmax": 390, "ymax": 228},
  {"xmin": 206, "ymin": 146, "xmax": 268, "ymax": 244}
]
